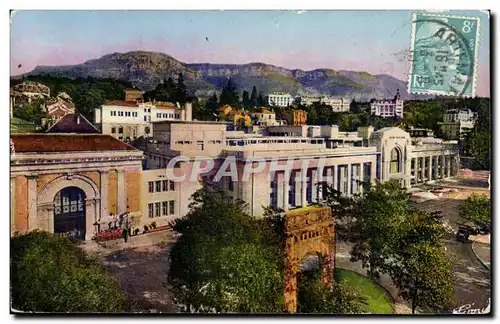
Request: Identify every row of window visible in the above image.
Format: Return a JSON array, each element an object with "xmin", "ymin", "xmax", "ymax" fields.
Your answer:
[
  {"xmin": 148, "ymin": 200, "xmax": 175, "ymax": 218},
  {"xmin": 148, "ymin": 180, "xmax": 175, "ymax": 193},
  {"xmin": 110, "ymin": 111, "xmax": 139, "ymax": 117},
  {"xmin": 156, "ymin": 113, "xmax": 180, "ymax": 119}
]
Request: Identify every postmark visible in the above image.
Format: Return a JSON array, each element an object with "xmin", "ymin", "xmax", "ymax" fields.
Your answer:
[{"xmin": 408, "ymin": 12, "xmax": 481, "ymax": 97}]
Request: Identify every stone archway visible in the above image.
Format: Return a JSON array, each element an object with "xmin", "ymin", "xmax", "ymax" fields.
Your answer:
[
  {"xmin": 283, "ymin": 206, "xmax": 334, "ymax": 313},
  {"xmin": 37, "ymin": 174, "xmax": 100, "ymax": 240}
]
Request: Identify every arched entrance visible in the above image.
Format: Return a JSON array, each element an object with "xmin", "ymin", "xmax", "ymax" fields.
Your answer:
[
  {"xmin": 37, "ymin": 174, "xmax": 100, "ymax": 241},
  {"xmin": 53, "ymin": 187, "xmax": 86, "ymax": 240},
  {"xmin": 283, "ymin": 206, "xmax": 335, "ymax": 313}
]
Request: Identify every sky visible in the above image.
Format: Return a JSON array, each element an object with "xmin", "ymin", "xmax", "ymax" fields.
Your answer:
[{"xmin": 10, "ymin": 10, "xmax": 490, "ymax": 96}]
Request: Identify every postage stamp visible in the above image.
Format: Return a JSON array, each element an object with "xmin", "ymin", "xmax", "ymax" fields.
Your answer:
[{"xmin": 408, "ymin": 12, "xmax": 481, "ymax": 97}]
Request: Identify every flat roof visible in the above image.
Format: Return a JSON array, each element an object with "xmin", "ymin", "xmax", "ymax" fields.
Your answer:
[{"xmin": 151, "ymin": 120, "xmax": 230, "ymax": 125}]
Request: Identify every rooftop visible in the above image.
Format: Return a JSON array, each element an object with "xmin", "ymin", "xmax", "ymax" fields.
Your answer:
[
  {"xmin": 46, "ymin": 113, "xmax": 100, "ymax": 134},
  {"xmin": 11, "ymin": 134, "xmax": 137, "ymax": 153}
]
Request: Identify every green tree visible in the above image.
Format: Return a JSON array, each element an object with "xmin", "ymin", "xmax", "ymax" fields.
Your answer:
[
  {"xmin": 297, "ymin": 268, "xmax": 367, "ymax": 314},
  {"xmin": 389, "ymin": 243, "xmax": 455, "ymax": 314},
  {"xmin": 257, "ymin": 91, "xmax": 266, "ymax": 107},
  {"xmin": 174, "ymin": 73, "xmax": 188, "ymax": 104},
  {"xmin": 242, "ymin": 90, "xmax": 250, "ymax": 109},
  {"xmin": 168, "ymin": 184, "xmax": 284, "ymax": 313},
  {"xmin": 464, "ymin": 100, "xmax": 491, "ymax": 169},
  {"xmin": 205, "ymin": 92, "xmax": 219, "ymax": 116},
  {"xmin": 12, "ymin": 99, "xmax": 47, "ymax": 124},
  {"xmin": 10, "ymin": 231, "xmax": 125, "ymax": 312},
  {"xmin": 250, "ymin": 85, "xmax": 258, "ymax": 108},
  {"xmin": 459, "ymin": 193, "xmax": 490, "ymax": 225},
  {"xmin": 219, "ymin": 78, "xmax": 240, "ymax": 107}
]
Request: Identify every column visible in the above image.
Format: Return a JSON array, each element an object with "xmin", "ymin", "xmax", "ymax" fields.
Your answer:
[
  {"xmin": 10, "ymin": 177, "xmax": 15, "ymax": 234},
  {"xmin": 311, "ymin": 169, "xmax": 318, "ymax": 202},
  {"xmin": 100, "ymin": 170, "xmax": 108, "ymax": 223},
  {"xmin": 117, "ymin": 169, "xmax": 126, "ymax": 215},
  {"xmin": 27, "ymin": 175, "xmax": 38, "ymax": 231},
  {"xmin": 359, "ymin": 163, "xmax": 364, "ymax": 194},
  {"xmin": 441, "ymin": 155, "xmax": 446, "ymax": 178},
  {"xmin": 370, "ymin": 161, "xmax": 376, "ymax": 186},
  {"xmin": 347, "ymin": 164, "xmax": 352, "ymax": 197},
  {"xmin": 301, "ymin": 170, "xmax": 307, "ymax": 207},
  {"xmin": 277, "ymin": 172, "xmax": 284, "ymax": 209},
  {"xmin": 427, "ymin": 156, "xmax": 432, "ymax": 182},
  {"xmin": 447, "ymin": 155, "xmax": 451, "ymax": 178},
  {"xmin": 283, "ymin": 172, "xmax": 290, "ymax": 211},
  {"xmin": 294, "ymin": 171, "xmax": 302, "ymax": 207}
]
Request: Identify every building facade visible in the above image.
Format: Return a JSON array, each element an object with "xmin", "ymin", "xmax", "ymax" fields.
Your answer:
[
  {"xmin": 438, "ymin": 109, "xmax": 476, "ymax": 139},
  {"xmin": 370, "ymin": 90, "xmax": 404, "ymax": 118},
  {"xmin": 94, "ymin": 99, "xmax": 192, "ymax": 142},
  {"xmin": 136, "ymin": 121, "xmax": 459, "ymax": 219},
  {"xmin": 268, "ymin": 92, "xmax": 294, "ymax": 107},
  {"xmin": 299, "ymin": 96, "xmax": 350, "ymax": 112},
  {"xmin": 10, "ymin": 123, "xmax": 460, "ymax": 241},
  {"xmin": 10, "ymin": 134, "xmax": 144, "ymax": 240}
]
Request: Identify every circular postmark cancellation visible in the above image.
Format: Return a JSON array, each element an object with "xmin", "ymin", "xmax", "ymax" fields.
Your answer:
[{"xmin": 409, "ymin": 13, "xmax": 480, "ymax": 97}]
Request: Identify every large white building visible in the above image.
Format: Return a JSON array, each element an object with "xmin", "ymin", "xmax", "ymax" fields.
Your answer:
[
  {"xmin": 94, "ymin": 97, "xmax": 192, "ymax": 142},
  {"xmin": 299, "ymin": 96, "xmax": 350, "ymax": 112},
  {"xmin": 268, "ymin": 92, "xmax": 294, "ymax": 107},
  {"xmin": 370, "ymin": 90, "xmax": 404, "ymax": 118},
  {"xmin": 135, "ymin": 121, "xmax": 459, "ymax": 218},
  {"xmin": 438, "ymin": 109, "xmax": 476, "ymax": 139}
]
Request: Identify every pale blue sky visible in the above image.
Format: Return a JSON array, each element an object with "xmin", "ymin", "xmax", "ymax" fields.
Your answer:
[{"xmin": 10, "ymin": 10, "xmax": 490, "ymax": 96}]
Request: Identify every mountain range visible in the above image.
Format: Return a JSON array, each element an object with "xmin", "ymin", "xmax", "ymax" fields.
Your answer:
[{"xmin": 21, "ymin": 51, "xmax": 414, "ymax": 101}]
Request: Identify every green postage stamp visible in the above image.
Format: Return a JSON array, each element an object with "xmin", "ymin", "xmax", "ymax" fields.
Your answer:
[{"xmin": 409, "ymin": 12, "xmax": 481, "ymax": 97}]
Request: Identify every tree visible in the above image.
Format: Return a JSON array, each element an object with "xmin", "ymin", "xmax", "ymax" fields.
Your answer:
[
  {"xmin": 12, "ymin": 99, "xmax": 47, "ymax": 125},
  {"xmin": 219, "ymin": 78, "xmax": 240, "ymax": 107},
  {"xmin": 389, "ymin": 243, "xmax": 455, "ymax": 314},
  {"xmin": 174, "ymin": 73, "xmax": 188, "ymax": 104},
  {"xmin": 257, "ymin": 91, "xmax": 266, "ymax": 107},
  {"xmin": 205, "ymin": 92, "xmax": 219, "ymax": 116},
  {"xmin": 459, "ymin": 193, "xmax": 490, "ymax": 225},
  {"xmin": 297, "ymin": 268, "xmax": 367, "ymax": 314},
  {"xmin": 242, "ymin": 90, "xmax": 250, "ymax": 109},
  {"xmin": 465, "ymin": 100, "xmax": 491, "ymax": 170},
  {"xmin": 168, "ymin": 184, "xmax": 284, "ymax": 313},
  {"xmin": 10, "ymin": 231, "xmax": 125, "ymax": 312},
  {"xmin": 250, "ymin": 86, "xmax": 258, "ymax": 108}
]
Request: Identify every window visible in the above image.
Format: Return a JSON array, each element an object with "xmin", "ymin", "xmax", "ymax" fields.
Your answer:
[
  {"xmin": 144, "ymin": 116, "xmax": 147, "ymax": 121},
  {"xmin": 148, "ymin": 203, "xmax": 154, "ymax": 218},
  {"xmin": 111, "ymin": 127, "xmax": 116, "ymax": 133},
  {"xmin": 390, "ymin": 148, "xmax": 401, "ymax": 173},
  {"xmin": 126, "ymin": 111, "xmax": 131, "ymax": 117},
  {"xmin": 197, "ymin": 141, "xmax": 204, "ymax": 151},
  {"xmin": 118, "ymin": 127, "xmax": 123, "ymax": 134},
  {"xmin": 155, "ymin": 202, "xmax": 161, "ymax": 217},
  {"xmin": 175, "ymin": 114, "xmax": 179, "ymax": 119},
  {"xmin": 111, "ymin": 111, "xmax": 116, "ymax": 116},
  {"xmin": 162, "ymin": 201, "xmax": 168, "ymax": 216},
  {"xmin": 169, "ymin": 200, "xmax": 175, "ymax": 215},
  {"xmin": 148, "ymin": 181, "xmax": 154, "ymax": 193},
  {"xmin": 169, "ymin": 180, "xmax": 175, "ymax": 191},
  {"xmin": 157, "ymin": 113, "xmax": 161, "ymax": 118},
  {"xmin": 162, "ymin": 180, "xmax": 168, "ymax": 191},
  {"xmin": 155, "ymin": 181, "xmax": 161, "ymax": 192}
]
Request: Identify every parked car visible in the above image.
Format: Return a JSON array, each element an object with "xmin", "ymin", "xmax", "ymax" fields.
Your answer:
[
  {"xmin": 478, "ymin": 222, "xmax": 491, "ymax": 235},
  {"xmin": 456, "ymin": 228, "xmax": 470, "ymax": 243}
]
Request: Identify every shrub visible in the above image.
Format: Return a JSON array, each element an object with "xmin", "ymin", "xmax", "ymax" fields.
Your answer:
[
  {"xmin": 151, "ymin": 222, "xmax": 157, "ymax": 229},
  {"xmin": 11, "ymin": 231, "xmax": 125, "ymax": 312}
]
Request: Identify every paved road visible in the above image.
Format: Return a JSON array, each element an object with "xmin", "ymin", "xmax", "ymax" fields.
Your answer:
[{"xmin": 415, "ymin": 191, "xmax": 490, "ymax": 313}]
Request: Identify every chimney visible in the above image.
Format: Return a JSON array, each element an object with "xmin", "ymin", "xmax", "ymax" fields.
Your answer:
[
  {"xmin": 76, "ymin": 114, "xmax": 80, "ymax": 124},
  {"xmin": 184, "ymin": 102, "xmax": 193, "ymax": 121}
]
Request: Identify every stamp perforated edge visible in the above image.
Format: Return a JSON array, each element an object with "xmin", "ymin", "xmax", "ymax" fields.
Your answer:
[{"xmin": 407, "ymin": 12, "xmax": 482, "ymax": 98}]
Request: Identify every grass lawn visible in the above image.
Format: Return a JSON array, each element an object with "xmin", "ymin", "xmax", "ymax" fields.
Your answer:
[{"xmin": 336, "ymin": 268, "xmax": 393, "ymax": 314}]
